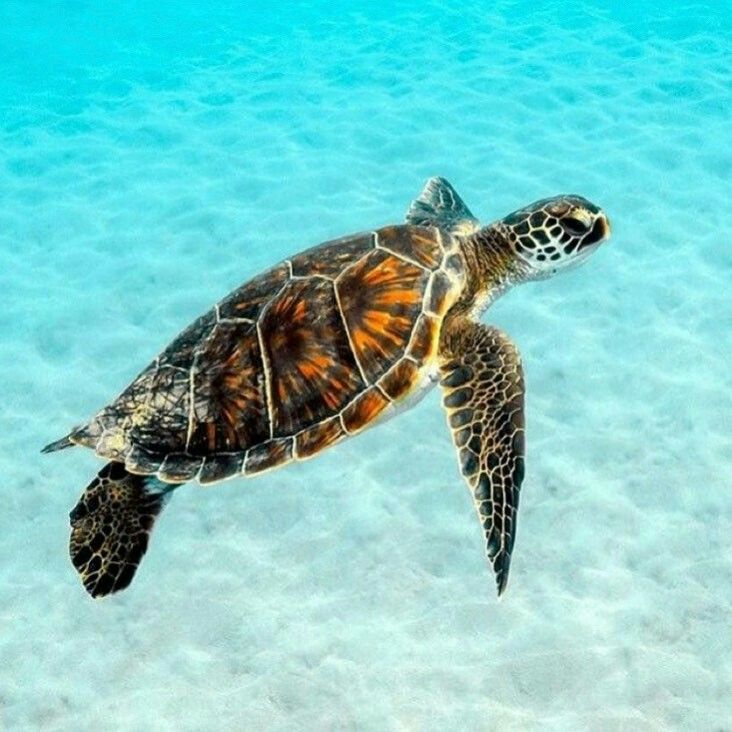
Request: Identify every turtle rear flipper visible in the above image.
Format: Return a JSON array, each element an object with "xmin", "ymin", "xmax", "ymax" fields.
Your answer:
[{"xmin": 69, "ymin": 462, "xmax": 176, "ymax": 598}]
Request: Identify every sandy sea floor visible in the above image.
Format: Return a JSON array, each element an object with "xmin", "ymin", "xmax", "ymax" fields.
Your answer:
[{"xmin": 1, "ymin": 1, "xmax": 730, "ymax": 729}]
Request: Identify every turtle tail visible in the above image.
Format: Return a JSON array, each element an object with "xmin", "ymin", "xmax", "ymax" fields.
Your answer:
[
  {"xmin": 42, "ymin": 422, "xmax": 98, "ymax": 453},
  {"xmin": 69, "ymin": 462, "xmax": 177, "ymax": 598},
  {"xmin": 42, "ymin": 434, "xmax": 76, "ymax": 453}
]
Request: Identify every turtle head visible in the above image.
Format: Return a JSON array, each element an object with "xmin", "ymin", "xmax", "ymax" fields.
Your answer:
[{"xmin": 500, "ymin": 195, "xmax": 611, "ymax": 279}]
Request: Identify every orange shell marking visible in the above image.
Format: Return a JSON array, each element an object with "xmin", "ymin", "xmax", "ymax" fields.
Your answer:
[
  {"xmin": 376, "ymin": 226, "xmax": 443, "ymax": 269},
  {"xmin": 76, "ymin": 224, "xmax": 460, "ymax": 486},
  {"xmin": 295, "ymin": 416, "xmax": 345, "ymax": 459},
  {"xmin": 261, "ymin": 278, "xmax": 365, "ymax": 437},
  {"xmin": 246, "ymin": 438, "xmax": 293, "ymax": 475},
  {"xmin": 337, "ymin": 248, "xmax": 429, "ymax": 383},
  {"xmin": 189, "ymin": 321, "xmax": 269, "ymax": 454},
  {"xmin": 407, "ymin": 314, "xmax": 440, "ymax": 363},
  {"xmin": 378, "ymin": 359, "xmax": 422, "ymax": 402},
  {"xmin": 342, "ymin": 387, "xmax": 391, "ymax": 433}
]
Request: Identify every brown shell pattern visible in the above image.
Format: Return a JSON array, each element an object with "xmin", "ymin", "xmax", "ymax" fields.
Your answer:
[{"xmin": 77, "ymin": 225, "xmax": 462, "ymax": 483}]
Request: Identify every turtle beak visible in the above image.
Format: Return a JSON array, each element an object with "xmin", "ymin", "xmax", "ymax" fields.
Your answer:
[
  {"xmin": 578, "ymin": 213, "xmax": 611, "ymax": 251},
  {"xmin": 601, "ymin": 214, "xmax": 612, "ymax": 240}
]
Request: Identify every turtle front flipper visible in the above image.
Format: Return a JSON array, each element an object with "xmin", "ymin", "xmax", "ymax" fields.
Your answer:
[
  {"xmin": 69, "ymin": 462, "xmax": 177, "ymax": 598},
  {"xmin": 439, "ymin": 319, "xmax": 525, "ymax": 595},
  {"xmin": 405, "ymin": 177, "xmax": 480, "ymax": 235}
]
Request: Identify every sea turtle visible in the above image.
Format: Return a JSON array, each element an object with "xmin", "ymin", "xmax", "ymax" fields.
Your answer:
[{"xmin": 43, "ymin": 178, "xmax": 611, "ymax": 598}]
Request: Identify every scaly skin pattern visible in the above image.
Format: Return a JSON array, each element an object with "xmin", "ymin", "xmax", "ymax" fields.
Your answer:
[
  {"xmin": 438, "ymin": 318, "xmax": 525, "ymax": 595},
  {"xmin": 433, "ymin": 193, "xmax": 610, "ymax": 594}
]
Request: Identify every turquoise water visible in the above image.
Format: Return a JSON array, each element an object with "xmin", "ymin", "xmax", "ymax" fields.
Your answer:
[{"xmin": 2, "ymin": 1, "xmax": 730, "ymax": 729}]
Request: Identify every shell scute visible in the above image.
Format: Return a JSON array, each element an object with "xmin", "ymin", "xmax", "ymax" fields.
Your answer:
[
  {"xmin": 290, "ymin": 232, "xmax": 374, "ymax": 278},
  {"xmin": 342, "ymin": 387, "xmax": 390, "ymax": 433},
  {"xmin": 125, "ymin": 444, "xmax": 163, "ymax": 475},
  {"xmin": 295, "ymin": 416, "xmax": 345, "ymax": 459},
  {"xmin": 407, "ymin": 314, "xmax": 440, "ymax": 363},
  {"xmin": 104, "ymin": 366, "xmax": 190, "ymax": 457},
  {"xmin": 198, "ymin": 453, "xmax": 244, "ymax": 484},
  {"xmin": 376, "ymin": 225, "xmax": 443, "ymax": 269},
  {"xmin": 218, "ymin": 262, "xmax": 290, "ymax": 321},
  {"xmin": 378, "ymin": 359, "xmax": 422, "ymax": 402},
  {"xmin": 245, "ymin": 438, "xmax": 293, "ymax": 475},
  {"xmin": 424, "ymin": 271, "xmax": 453, "ymax": 317},
  {"xmin": 261, "ymin": 278, "xmax": 365, "ymax": 437},
  {"xmin": 158, "ymin": 454, "xmax": 203, "ymax": 483},
  {"xmin": 188, "ymin": 320, "xmax": 269, "ymax": 455},
  {"xmin": 337, "ymin": 248, "xmax": 429, "ymax": 383}
]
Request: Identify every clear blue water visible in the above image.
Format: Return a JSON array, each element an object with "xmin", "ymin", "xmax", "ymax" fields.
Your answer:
[{"xmin": 2, "ymin": 1, "xmax": 730, "ymax": 729}]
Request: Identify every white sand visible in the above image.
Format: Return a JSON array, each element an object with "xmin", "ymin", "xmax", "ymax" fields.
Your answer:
[{"xmin": 1, "ymin": 1, "xmax": 730, "ymax": 729}]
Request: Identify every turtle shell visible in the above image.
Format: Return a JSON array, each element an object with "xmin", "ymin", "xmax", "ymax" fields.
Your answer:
[{"xmin": 69, "ymin": 225, "xmax": 465, "ymax": 484}]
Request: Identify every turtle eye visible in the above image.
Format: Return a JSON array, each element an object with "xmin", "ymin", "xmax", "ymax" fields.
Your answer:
[{"xmin": 561, "ymin": 217, "xmax": 589, "ymax": 236}]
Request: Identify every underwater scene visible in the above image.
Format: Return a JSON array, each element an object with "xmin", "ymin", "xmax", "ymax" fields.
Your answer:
[{"xmin": 1, "ymin": 0, "xmax": 730, "ymax": 729}]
